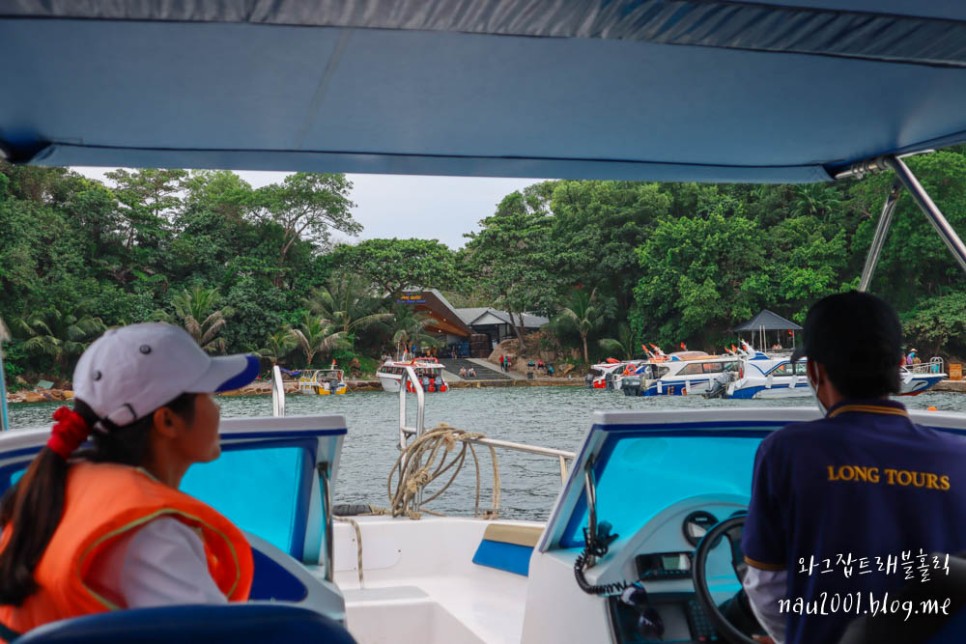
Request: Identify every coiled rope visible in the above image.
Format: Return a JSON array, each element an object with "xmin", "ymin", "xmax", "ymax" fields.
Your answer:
[
  {"xmin": 387, "ymin": 423, "xmax": 501, "ymax": 520},
  {"xmin": 333, "ymin": 424, "xmax": 502, "ymax": 588}
]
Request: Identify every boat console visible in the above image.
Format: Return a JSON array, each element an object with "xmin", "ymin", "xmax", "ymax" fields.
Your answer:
[
  {"xmin": 524, "ymin": 408, "xmax": 966, "ymax": 644},
  {"xmin": 520, "ymin": 409, "xmax": 810, "ymax": 643}
]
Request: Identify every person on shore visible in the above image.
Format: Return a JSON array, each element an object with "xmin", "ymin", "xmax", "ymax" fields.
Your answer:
[
  {"xmin": 0, "ymin": 323, "xmax": 260, "ymax": 639},
  {"xmin": 741, "ymin": 292, "xmax": 966, "ymax": 644},
  {"xmin": 459, "ymin": 367, "xmax": 467, "ymax": 378},
  {"xmin": 467, "ymin": 367, "xmax": 476, "ymax": 378}
]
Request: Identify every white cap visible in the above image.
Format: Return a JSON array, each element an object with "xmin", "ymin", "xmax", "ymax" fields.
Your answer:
[{"xmin": 73, "ymin": 323, "xmax": 260, "ymax": 428}]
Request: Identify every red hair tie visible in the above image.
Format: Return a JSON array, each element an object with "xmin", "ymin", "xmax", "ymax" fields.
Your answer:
[{"xmin": 47, "ymin": 406, "xmax": 91, "ymax": 459}]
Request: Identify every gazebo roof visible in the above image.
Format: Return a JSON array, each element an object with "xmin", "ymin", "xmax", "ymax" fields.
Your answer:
[{"xmin": 733, "ymin": 310, "xmax": 802, "ymax": 332}]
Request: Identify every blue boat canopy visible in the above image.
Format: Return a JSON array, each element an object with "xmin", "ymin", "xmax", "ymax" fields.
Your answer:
[{"xmin": 3, "ymin": 1, "xmax": 966, "ymax": 183}]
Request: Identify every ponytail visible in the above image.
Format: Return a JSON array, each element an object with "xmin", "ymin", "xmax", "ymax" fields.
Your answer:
[
  {"xmin": 0, "ymin": 449, "xmax": 70, "ymax": 605},
  {"xmin": 0, "ymin": 393, "xmax": 196, "ymax": 606}
]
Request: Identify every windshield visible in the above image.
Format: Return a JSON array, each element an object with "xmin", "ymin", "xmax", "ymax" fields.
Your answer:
[{"xmin": 560, "ymin": 429, "xmax": 767, "ymax": 548}]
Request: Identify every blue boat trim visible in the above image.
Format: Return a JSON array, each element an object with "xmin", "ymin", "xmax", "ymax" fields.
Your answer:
[
  {"xmin": 222, "ymin": 428, "xmax": 347, "ymax": 440},
  {"xmin": 249, "ymin": 548, "xmax": 309, "ymax": 602},
  {"xmin": 472, "ymin": 540, "xmax": 533, "ymax": 577}
]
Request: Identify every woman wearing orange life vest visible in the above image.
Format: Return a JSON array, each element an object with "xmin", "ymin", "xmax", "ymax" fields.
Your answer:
[{"xmin": 0, "ymin": 323, "xmax": 261, "ymax": 640}]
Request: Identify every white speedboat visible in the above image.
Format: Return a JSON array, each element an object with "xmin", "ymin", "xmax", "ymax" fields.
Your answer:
[
  {"xmin": 3, "ymin": 3, "xmax": 966, "ymax": 643},
  {"xmin": 900, "ymin": 360, "xmax": 948, "ymax": 396},
  {"xmin": 588, "ymin": 360, "xmax": 627, "ymax": 389},
  {"xmin": 377, "ymin": 358, "xmax": 449, "ymax": 393},
  {"xmin": 723, "ymin": 351, "xmax": 947, "ymax": 399},
  {"xmin": 620, "ymin": 352, "xmax": 741, "ymax": 397}
]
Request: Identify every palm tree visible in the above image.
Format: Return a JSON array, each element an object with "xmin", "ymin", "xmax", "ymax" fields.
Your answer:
[
  {"xmin": 791, "ymin": 184, "xmax": 842, "ymax": 223},
  {"xmin": 258, "ymin": 329, "xmax": 297, "ymax": 367},
  {"xmin": 171, "ymin": 285, "xmax": 232, "ymax": 354},
  {"xmin": 306, "ymin": 274, "xmax": 393, "ymax": 339},
  {"xmin": 14, "ymin": 308, "xmax": 106, "ymax": 374},
  {"xmin": 288, "ymin": 312, "xmax": 348, "ymax": 367},
  {"xmin": 553, "ymin": 288, "xmax": 610, "ymax": 364},
  {"xmin": 598, "ymin": 323, "xmax": 639, "ymax": 361},
  {"xmin": 389, "ymin": 305, "xmax": 440, "ymax": 358}
]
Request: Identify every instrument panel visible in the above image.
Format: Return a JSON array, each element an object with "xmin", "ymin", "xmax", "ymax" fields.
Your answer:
[{"xmin": 604, "ymin": 500, "xmax": 746, "ymax": 643}]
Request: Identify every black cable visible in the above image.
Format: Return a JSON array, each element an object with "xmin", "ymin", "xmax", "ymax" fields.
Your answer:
[{"xmin": 573, "ymin": 550, "xmax": 629, "ymax": 596}]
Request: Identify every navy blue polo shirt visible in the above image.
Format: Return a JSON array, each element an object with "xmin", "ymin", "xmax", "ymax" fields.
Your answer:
[{"xmin": 742, "ymin": 400, "xmax": 966, "ymax": 644}]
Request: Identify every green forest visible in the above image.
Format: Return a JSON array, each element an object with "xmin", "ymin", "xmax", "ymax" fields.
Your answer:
[{"xmin": 2, "ymin": 149, "xmax": 966, "ymax": 387}]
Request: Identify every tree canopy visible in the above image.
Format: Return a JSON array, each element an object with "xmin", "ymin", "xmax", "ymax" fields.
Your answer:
[{"xmin": 3, "ymin": 150, "xmax": 966, "ymax": 385}]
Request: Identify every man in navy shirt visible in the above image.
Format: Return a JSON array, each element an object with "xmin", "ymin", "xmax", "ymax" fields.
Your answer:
[{"xmin": 742, "ymin": 291, "xmax": 966, "ymax": 644}]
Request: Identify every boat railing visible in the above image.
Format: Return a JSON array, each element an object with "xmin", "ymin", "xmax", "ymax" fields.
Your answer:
[
  {"xmin": 398, "ymin": 365, "xmax": 426, "ymax": 450},
  {"xmin": 272, "ymin": 365, "xmax": 286, "ymax": 417},
  {"xmin": 399, "ymin": 425, "xmax": 575, "ymax": 484},
  {"xmin": 272, "ymin": 363, "xmax": 575, "ymax": 513},
  {"xmin": 903, "ymin": 357, "xmax": 945, "ymax": 375},
  {"xmin": 398, "ymin": 363, "xmax": 575, "ymax": 484}
]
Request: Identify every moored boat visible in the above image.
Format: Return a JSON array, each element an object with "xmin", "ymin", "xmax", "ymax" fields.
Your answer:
[
  {"xmin": 723, "ymin": 352, "xmax": 947, "ymax": 399},
  {"xmin": 900, "ymin": 359, "xmax": 948, "ymax": 396},
  {"xmin": 588, "ymin": 359, "xmax": 626, "ymax": 389},
  {"xmin": 621, "ymin": 351, "xmax": 740, "ymax": 397},
  {"xmin": 298, "ymin": 368, "xmax": 348, "ymax": 396},
  {"xmin": 377, "ymin": 358, "xmax": 449, "ymax": 393}
]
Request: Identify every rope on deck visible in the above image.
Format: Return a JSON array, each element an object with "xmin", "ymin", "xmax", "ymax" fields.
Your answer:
[
  {"xmin": 334, "ymin": 516, "xmax": 366, "ymax": 588},
  {"xmin": 387, "ymin": 423, "xmax": 501, "ymax": 520}
]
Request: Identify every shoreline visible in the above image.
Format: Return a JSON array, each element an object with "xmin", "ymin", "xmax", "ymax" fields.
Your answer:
[
  {"xmin": 5, "ymin": 376, "xmax": 586, "ymax": 404},
  {"xmin": 7, "ymin": 377, "xmax": 963, "ymax": 404}
]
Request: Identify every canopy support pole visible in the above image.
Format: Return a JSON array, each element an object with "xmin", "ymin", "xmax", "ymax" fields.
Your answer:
[
  {"xmin": 858, "ymin": 180, "xmax": 902, "ymax": 292},
  {"xmin": 883, "ymin": 156, "xmax": 966, "ymax": 275},
  {"xmin": 0, "ymin": 319, "xmax": 8, "ymax": 432}
]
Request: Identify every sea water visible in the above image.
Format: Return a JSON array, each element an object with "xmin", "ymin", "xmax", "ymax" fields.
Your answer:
[{"xmin": 7, "ymin": 388, "xmax": 966, "ymax": 520}]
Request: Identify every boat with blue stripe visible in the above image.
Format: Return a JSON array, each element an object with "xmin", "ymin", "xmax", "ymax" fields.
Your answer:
[
  {"xmin": 621, "ymin": 352, "xmax": 740, "ymax": 397},
  {"xmin": 721, "ymin": 349, "xmax": 947, "ymax": 400}
]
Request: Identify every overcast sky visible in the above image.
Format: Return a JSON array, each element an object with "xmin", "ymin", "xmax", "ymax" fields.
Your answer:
[{"xmin": 73, "ymin": 168, "xmax": 536, "ymax": 250}]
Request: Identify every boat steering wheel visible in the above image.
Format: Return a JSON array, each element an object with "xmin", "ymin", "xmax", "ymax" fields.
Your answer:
[{"xmin": 691, "ymin": 515, "xmax": 762, "ymax": 644}]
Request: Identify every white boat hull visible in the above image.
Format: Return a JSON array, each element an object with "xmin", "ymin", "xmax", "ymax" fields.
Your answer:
[{"xmin": 377, "ymin": 373, "xmax": 402, "ymax": 392}]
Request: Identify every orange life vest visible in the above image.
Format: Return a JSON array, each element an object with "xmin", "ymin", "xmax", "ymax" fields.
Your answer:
[{"xmin": 0, "ymin": 462, "xmax": 253, "ymax": 639}]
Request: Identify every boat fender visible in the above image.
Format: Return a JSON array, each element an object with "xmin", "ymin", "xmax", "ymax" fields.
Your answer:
[
  {"xmin": 406, "ymin": 381, "xmax": 415, "ymax": 393},
  {"xmin": 440, "ymin": 384, "xmax": 448, "ymax": 392}
]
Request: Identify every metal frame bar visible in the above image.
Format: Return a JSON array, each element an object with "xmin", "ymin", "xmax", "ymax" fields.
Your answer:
[
  {"xmin": 271, "ymin": 365, "xmax": 286, "ymax": 417},
  {"xmin": 858, "ymin": 180, "xmax": 902, "ymax": 291},
  {"xmin": 884, "ymin": 156, "xmax": 966, "ymax": 274},
  {"xmin": 0, "ymin": 319, "xmax": 9, "ymax": 432},
  {"xmin": 318, "ymin": 462, "xmax": 334, "ymax": 583},
  {"xmin": 837, "ymin": 152, "xmax": 966, "ymax": 285},
  {"xmin": 582, "ymin": 459, "xmax": 599, "ymax": 565},
  {"xmin": 397, "ymin": 366, "xmax": 425, "ymax": 452}
]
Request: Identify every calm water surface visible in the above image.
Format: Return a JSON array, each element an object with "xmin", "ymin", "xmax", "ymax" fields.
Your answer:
[{"xmin": 9, "ymin": 388, "xmax": 966, "ymax": 520}]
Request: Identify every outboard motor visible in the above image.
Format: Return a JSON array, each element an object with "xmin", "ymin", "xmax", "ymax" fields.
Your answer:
[{"xmin": 704, "ymin": 372, "xmax": 734, "ymax": 399}]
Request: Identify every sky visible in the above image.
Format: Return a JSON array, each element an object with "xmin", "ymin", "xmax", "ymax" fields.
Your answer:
[{"xmin": 72, "ymin": 168, "xmax": 536, "ymax": 250}]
